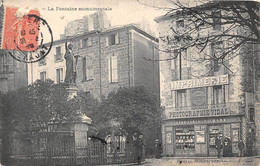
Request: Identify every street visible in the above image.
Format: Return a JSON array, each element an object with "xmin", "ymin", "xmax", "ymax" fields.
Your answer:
[
  {"xmin": 142, "ymin": 157, "xmax": 260, "ymax": 166},
  {"xmin": 105, "ymin": 156, "xmax": 260, "ymax": 166}
]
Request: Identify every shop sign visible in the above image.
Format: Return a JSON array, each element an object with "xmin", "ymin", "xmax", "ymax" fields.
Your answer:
[
  {"xmin": 166, "ymin": 117, "xmax": 241, "ymax": 125},
  {"xmin": 171, "ymin": 74, "xmax": 228, "ymax": 90},
  {"xmin": 166, "ymin": 106, "xmax": 230, "ymax": 119}
]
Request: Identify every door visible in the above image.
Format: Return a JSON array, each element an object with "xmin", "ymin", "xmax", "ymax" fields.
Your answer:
[{"xmin": 208, "ymin": 125, "xmax": 223, "ymax": 156}]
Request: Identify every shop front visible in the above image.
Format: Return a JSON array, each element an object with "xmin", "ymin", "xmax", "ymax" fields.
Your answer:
[{"xmin": 163, "ymin": 103, "xmax": 243, "ymax": 157}]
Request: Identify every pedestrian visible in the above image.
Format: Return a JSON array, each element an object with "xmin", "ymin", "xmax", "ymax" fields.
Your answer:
[
  {"xmin": 223, "ymin": 136, "xmax": 232, "ymax": 157},
  {"xmin": 215, "ymin": 136, "xmax": 222, "ymax": 158},
  {"xmin": 238, "ymin": 140, "xmax": 245, "ymax": 157}
]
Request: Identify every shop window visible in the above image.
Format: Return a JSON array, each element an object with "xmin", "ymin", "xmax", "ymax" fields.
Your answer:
[
  {"xmin": 175, "ymin": 127, "xmax": 195, "ymax": 150},
  {"xmin": 249, "ymin": 108, "xmax": 255, "ymax": 122},
  {"xmin": 40, "ymin": 71, "xmax": 46, "ymax": 81},
  {"xmin": 108, "ymin": 54, "xmax": 118, "ymax": 83},
  {"xmin": 176, "ymin": 90, "xmax": 187, "ymax": 108},
  {"xmin": 56, "ymin": 68, "xmax": 63, "ymax": 83},
  {"xmin": 213, "ymin": 85, "xmax": 225, "ymax": 104}
]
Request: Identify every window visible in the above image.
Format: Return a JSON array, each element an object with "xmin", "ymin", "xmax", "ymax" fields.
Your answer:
[
  {"xmin": 213, "ymin": 85, "xmax": 225, "ymax": 104},
  {"xmin": 108, "ymin": 54, "xmax": 118, "ymax": 83},
  {"xmin": 82, "ymin": 57, "xmax": 93, "ymax": 81},
  {"xmin": 80, "ymin": 38, "xmax": 92, "ymax": 48},
  {"xmin": 39, "ymin": 57, "xmax": 46, "ymax": 66},
  {"xmin": 82, "ymin": 57, "xmax": 87, "ymax": 81},
  {"xmin": 0, "ymin": 78, "xmax": 8, "ymax": 92},
  {"xmin": 212, "ymin": 10, "xmax": 221, "ymax": 30},
  {"xmin": 171, "ymin": 49, "xmax": 188, "ymax": 70},
  {"xmin": 176, "ymin": 90, "xmax": 187, "ymax": 108},
  {"xmin": 249, "ymin": 108, "xmax": 255, "ymax": 122},
  {"xmin": 176, "ymin": 20, "xmax": 184, "ymax": 29},
  {"xmin": 56, "ymin": 68, "xmax": 63, "ymax": 83},
  {"xmin": 211, "ymin": 42, "xmax": 223, "ymax": 72},
  {"xmin": 0, "ymin": 53, "xmax": 9, "ymax": 72},
  {"xmin": 40, "ymin": 71, "xmax": 46, "ymax": 81},
  {"xmin": 55, "ymin": 46, "xmax": 62, "ymax": 62},
  {"xmin": 171, "ymin": 49, "xmax": 189, "ymax": 80},
  {"xmin": 106, "ymin": 33, "xmax": 119, "ymax": 46}
]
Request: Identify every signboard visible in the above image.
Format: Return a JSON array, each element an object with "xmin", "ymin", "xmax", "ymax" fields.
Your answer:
[
  {"xmin": 166, "ymin": 106, "xmax": 230, "ymax": 119},
  {"xmin": 171, "ymin": 74, "xmax": 228, "ymax": 90}
]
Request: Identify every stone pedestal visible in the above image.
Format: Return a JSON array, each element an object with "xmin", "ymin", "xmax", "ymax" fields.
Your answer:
[
  {"xmin": 74, "ymin": 114, "xmax": 92, "ymax": 146},
  {"xmin": 64, "ymin": 83, "xmax": 78, "ymax": 99}
]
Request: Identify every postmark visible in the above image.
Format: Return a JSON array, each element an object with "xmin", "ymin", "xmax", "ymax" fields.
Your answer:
[{"xmin": 1, "ymin": 7, "xmax": 53, "ymax": 63}]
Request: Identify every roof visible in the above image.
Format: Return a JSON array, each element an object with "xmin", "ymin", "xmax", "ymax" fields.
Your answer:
[
  {"xmin": 44, "ymin": 24, "xmax": 158, "ymax": 46},
  {"xmin": 154, "ymin": 1, "xmax": 224, "ymax": 23}
]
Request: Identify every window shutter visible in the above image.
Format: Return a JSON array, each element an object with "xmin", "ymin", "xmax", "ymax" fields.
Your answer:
[
  {"xmin": 115, "ymin": 33, "xmax": 119, "ymax": 44},
  {"xmin": 90, "ymin": 68, "xmax": 94, "ymax": 79},
  {"xmin": 60, "ymin": 68, "xmax": 63, "ymax": 82},
  {"xmin": 108, "ymin": 57, "xmax": 111, "ymax": 82},
  {"xmin": 106, "ymin": 37, "xmax": 109, "ymax": 47},
  {"xmin": 80, "ymin": 40, "xmax": 83, "ymax": 48},
  {"xmin": 111, "ymin": 55, "xmax": 118, "ymax": 82},
  {"xmin": 88, "ymin": 37, "xmax": 92, "ymax": 46}
]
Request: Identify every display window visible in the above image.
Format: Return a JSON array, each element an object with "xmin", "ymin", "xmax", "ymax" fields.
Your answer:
[{"xmin": 175, "ymin": 126, "xmax": 195, "ymax": 150}]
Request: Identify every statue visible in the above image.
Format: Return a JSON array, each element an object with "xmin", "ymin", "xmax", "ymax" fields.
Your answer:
[{"xmin": 64, "ymin": 38, "xmax": 78, "ymax": 84}]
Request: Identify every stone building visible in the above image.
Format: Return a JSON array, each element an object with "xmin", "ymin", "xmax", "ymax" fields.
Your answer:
[
  {"xmin": 0, "ymin": 50, "xmax": 28, "ymax": 92},
  {"xmin": 155, "ymin": 4, "xmax": 259, "ymax": 157},
  {"xmin": 28, "ymin": 14, "xmax": 159, "ymax": 100}
]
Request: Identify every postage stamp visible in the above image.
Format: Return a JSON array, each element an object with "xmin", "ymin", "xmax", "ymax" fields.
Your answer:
[{"xmin": 0, "ymin": 6, "xmax": 53, "ymax": 63}]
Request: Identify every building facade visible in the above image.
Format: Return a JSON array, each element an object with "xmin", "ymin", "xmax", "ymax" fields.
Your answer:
[
  {"xmin": 28, "ymin": 13, "xmax": 159, "ymax": 101},
  {"xmin": 155, "ymin": 8, "xmax": 258, "ymax": 157}
]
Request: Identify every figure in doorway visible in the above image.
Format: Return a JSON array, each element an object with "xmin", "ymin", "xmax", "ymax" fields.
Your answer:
[
  {"xmin": 238, "ymin": 139, "xmax": 245, "ymax": 157},
  {"xmin": 215, "ymin": 135, "xmax": 222, "ymax": 158},
  {"xmin": 223, "ymin": 136, "xmax": 232, "ymax": 157}
]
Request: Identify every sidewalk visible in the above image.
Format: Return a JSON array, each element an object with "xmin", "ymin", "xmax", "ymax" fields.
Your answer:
[
  {"xmin": 142, "ymin": 156, "xmax": 260, "ymax": 166},
  {"xmin": 101, "ymin": 156, "xmax": 260, "ymax": 166}
]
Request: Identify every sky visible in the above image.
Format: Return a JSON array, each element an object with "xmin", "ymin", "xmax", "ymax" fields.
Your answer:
[{"xmin": 4, "ymin": 0, "xmax": 172, "ymax": 40}]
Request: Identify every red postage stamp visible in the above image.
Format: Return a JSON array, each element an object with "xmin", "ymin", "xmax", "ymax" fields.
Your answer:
[{"xmin": 1, "ymin": 6, "xmax": 40, "ymax": 52}]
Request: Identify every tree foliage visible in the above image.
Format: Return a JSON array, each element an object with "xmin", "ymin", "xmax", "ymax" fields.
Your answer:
[{"xmin": 97, "ymin": 86, "xmax": 161, "ymax": 139}]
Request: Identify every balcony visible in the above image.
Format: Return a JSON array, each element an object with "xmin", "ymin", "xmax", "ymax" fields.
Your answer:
[{"xmin": 164, "ymin": 102, "xmax": 243, "ymax": 120}]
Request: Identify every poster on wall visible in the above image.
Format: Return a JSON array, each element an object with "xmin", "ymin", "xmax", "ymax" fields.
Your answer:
[
  {"xmin": 196, "ymin": 131, "xmax": 205, "ymax": 143},
  {"xmin": 232, "ymin": 129, "xmax": 239, "ymax": 142}
]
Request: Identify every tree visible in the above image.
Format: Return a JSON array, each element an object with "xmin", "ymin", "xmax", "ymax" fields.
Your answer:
[
  {"xmin": 141, "ymin": 0, "xmax": 260, "ymax": 75},
  {"xmin": 0, "ymin": 79, "xmax": 81, "ymax": 164},
  {"xmin": 97, "ymin": 86, "xmax": 161, "ymax": 140}
]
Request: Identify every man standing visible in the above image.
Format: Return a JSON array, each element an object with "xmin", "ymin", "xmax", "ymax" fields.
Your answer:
[
  {"xmin": 238, "ymin": 140, "xmax": 245, "ymax": 157},
  {"xmin": 215, "ymin": 136, "xmax": 222, "ymax": 158}
]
